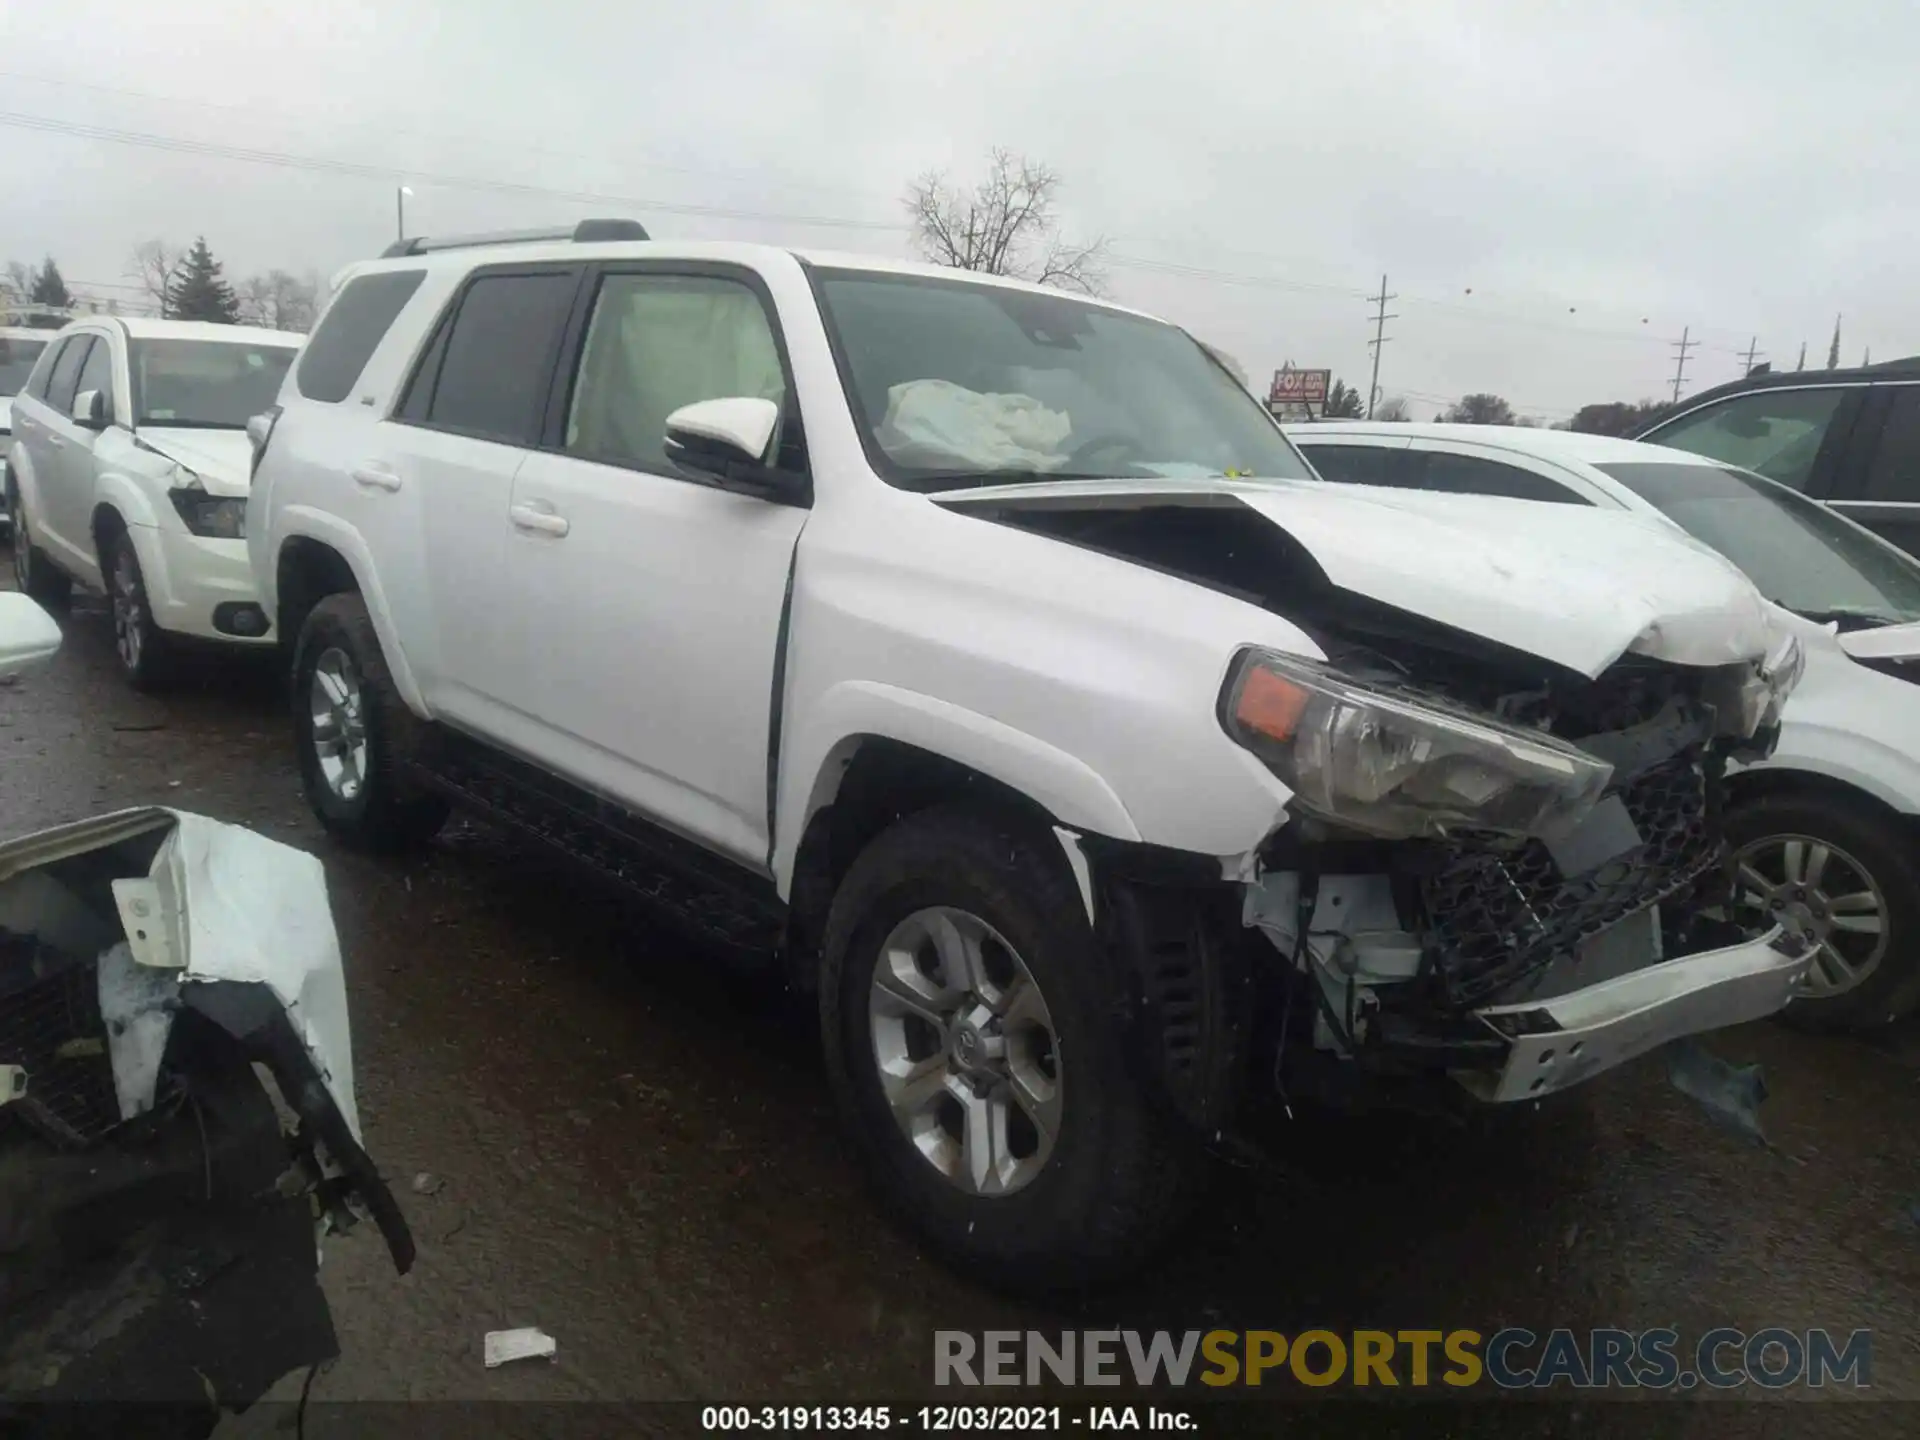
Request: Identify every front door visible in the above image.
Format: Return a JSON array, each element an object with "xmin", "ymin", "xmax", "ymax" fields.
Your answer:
[
  {"xmin": 505, "ymin": 265, "xmax": 809, "ymax": 870},
  {"xmin": 30, "ymin": 335, "xmax": 96, "ymax": 571}
]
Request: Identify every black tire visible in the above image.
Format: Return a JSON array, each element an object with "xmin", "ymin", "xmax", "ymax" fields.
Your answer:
[
  {"xmin": 7, "ymin": 474, "xmax": 72, "ymax": 607},
  {"xmin": 100, "ymin": 525, "xmax": 177, "ymax": 692},
  {"xmin": 290, "ymin": 592, "xmax": 449, "ymax": 852},
  {"xmin": 1727, "ymin": 790, "xmax": 1920, "ymax": 1033},
  {"xmin": 819, "ymin": 804, "xmax": 1203, "ymax": 1293}
]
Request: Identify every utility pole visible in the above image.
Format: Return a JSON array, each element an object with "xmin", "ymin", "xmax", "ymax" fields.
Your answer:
[
  {"xmin": 1669, "ymin": 325, "xmax": 1698, "ymax": 404},
  {"xmin": 1740, "ymin": 336, "xmax": 1764, "ymax": 376},
  {"xmin": 1364, "ymin": 274, "xmax": 1396, "ymax": 419}
]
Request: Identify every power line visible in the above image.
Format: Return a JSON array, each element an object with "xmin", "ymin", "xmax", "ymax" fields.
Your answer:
[
  {"xmin": 0, "ymin": 110, "xmax": 905, "ymax": 235},
  {"xmin": 1669, "ymin": 325, "xmax": 1699, "ymax": 403},
  {"xmin": 1365, "ymin": 275, "xmax": 1396, "ymax": 419}
]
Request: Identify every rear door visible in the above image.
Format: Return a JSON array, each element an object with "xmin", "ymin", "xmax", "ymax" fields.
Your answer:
[
  {"xmin": 504, "ymin": 261, "xmax": 810, "ymax": 869},
  {"xmin": 8, "ymin": 334, "xmax": 72, "ymax": 510},
  {"xmin": 33, "ymin": 334, "xmax": 99, "ymax": 569},
  {"xmin": 383, "ymin": 264, "xmax": 581, "ymax": 747},
  {"xmin": 1825, "ymin": 382, "xmax": 1920, "ymax": 558}
]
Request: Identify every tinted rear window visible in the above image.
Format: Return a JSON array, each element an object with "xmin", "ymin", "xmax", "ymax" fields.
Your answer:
[
  {"xmin": 296, "ymin": 270, "xmax": 426, "ymax": 403},
  {"xmin": 420, "ymin": 271, "xmax": 576, "ymax": 444}
]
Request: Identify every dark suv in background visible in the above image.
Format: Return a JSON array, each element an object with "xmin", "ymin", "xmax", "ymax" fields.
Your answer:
[{"xmin": 1635, "ymin": 357, "xmax": 1920, "ymax": 557}]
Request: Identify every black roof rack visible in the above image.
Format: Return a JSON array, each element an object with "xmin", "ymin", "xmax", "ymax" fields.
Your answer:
[{"xmin": 379, "ymin": 217, "xmax": 649, "ymax": 259}]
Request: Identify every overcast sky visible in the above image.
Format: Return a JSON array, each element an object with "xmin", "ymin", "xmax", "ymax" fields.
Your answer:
[{"xmin": 3, "ymin": 0, "xmax": 1912, "ymax": 420}]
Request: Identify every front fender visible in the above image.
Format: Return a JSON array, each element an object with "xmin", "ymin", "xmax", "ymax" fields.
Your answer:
[
  {"xmin": 1739, "ymin": 717, "xmax": 1920, "ymax": 817},
  {"xmin": 93, "ymin": 468, "xmax": 166, "ymax": 535},
  {"xmin": 774, "ymin": 680, "xmax": 1144, "ymax": 894},
  {"xmin": 273, "ymin": 507, "xmax": 427, "ymax": 715}
]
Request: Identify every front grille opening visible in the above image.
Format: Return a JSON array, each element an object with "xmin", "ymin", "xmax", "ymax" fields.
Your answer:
[{"xmin": 1419, "ymin": 751, "xmax": 1721, "ymax": 1009}]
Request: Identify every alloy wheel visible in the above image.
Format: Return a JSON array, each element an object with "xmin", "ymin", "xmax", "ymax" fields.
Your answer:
[
  {"xmin": 111, "ymin": 547, "xmax": 145, "ymax": 674},
  {"xmin": 867, "ymin": 906, "xmax": 1063, "ymax": 1196},
  {"xmin": 1731, "ymin": 833, "xmax": 1887, "ymax": 996},
  {"xmin": 309, "ymin": 647, "xmax": 370, "ymax": 802}
]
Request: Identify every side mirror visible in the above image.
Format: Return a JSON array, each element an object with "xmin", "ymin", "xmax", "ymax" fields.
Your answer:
[
  {"xmin": 662, "ymin": 397, "xmax": 796, "ymax": 501},
  {"xmin": 73, "ymin": 389, "xmax": 108, "ymax": 429},
  {"xmin": 0, "ymin": 592, "xmax": 61, "ymax": 681}
]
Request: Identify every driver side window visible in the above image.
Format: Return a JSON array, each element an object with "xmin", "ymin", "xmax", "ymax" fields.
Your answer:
[
  {"xmin": 74, "ymin": 337, "xmax": 116, "ymax": 419},
  {"xmin": 1649, "ymin": 389, "xmax": 1846, "ymax": 492}
]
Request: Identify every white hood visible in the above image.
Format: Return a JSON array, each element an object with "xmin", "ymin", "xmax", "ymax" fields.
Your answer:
[
  {"xmin": 1835, "ymin": 619, "xmax": 1920, "ymax": 663},
  {"xmin": 935, "ymin": 476, "xmax": 1778, "ymax": 678},
  {"xmin": 136, "ymin": 427, "xmax": 254, "ymax": 498}
]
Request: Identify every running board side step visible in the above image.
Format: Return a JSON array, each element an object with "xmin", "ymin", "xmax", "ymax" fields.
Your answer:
[{"xmin": 408, "ymin": 728, "xmax": 785, "ymax": 962}]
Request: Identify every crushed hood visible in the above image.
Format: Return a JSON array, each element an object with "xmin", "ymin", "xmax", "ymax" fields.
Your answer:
[
  {"xmin": 134, "ymin": 427, "xmax": 253, "ymax": 497},
  {"xmin": 934, "ymin": 476, "xmax": 1778, "ymax": 678}
]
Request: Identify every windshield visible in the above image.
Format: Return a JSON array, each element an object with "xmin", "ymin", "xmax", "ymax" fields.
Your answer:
[
  {"xmin": 0, "ymin": 335, "xmax": 48, "ymax": 397},
  {"xmin": 1596, "ymin": 461, "xmax": 1920, "ymax": 627},
  {"xmin": 812, "ymin": 267, "xmax": 1313, "ymax": 489},
  {"xmin": 130, "ymin": 338, "xmax": 297, "ymax": 428}
]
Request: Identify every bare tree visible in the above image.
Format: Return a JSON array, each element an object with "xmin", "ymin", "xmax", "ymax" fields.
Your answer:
[
  {"xmin": 127, "ymin": 240, "xmax": 182, "ymax": 316},
  {"xmin": 236, "ymin": 270, "xmax": 322, "ymax": 332},
  {"xmin": 905, "ymin": 148, "xmax": 1108, "ymax": 294},
  {"xmin": 1442, "ymin": 393, "xmax": 1516, "ymax": 426},
  {"xmin": 1372, "ymin": 394, "xmax": 1413, "ymax": 422},
  {"xmin": 2, "ymin": 260, "xmax": 33, "ymax": 304}
]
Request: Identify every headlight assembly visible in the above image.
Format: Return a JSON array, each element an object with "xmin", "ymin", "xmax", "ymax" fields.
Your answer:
[
  {"xmin": 1220, "ymin": 649, "xmax": 1614, "ymax": 841},
  {"xmin": 168, "ymin": 468, "xmax": 247, "ymax": 540}
]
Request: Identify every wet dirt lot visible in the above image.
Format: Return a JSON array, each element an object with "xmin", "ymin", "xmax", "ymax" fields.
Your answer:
[{"xmin": 4, "ymin": 586, "xmax": 1917, "ymax": 1432}]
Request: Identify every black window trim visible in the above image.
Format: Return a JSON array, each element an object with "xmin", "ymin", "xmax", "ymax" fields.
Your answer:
[
  {"xmin": 534, "ymin": 258, "xmax": 811, "ymax": 507},
  {"xmin": 389, "ymin": 261, "xmax": 586, "ymax": 449},
  {"xmin": 22, "ymin": 334, "xmax": 72, "ymax": 402}
]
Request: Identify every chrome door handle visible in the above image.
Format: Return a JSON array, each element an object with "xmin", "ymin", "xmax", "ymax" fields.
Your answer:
[
  {"xmin": 46, "ymin": 435, "xmax": 65, "ymax": 449},
  {"xmin": 509, "ymin": 502, "xmax": 570, "ymax": 537},
  {"xmin": 351, "ymin": 463, "xmax": 402, "ymax": 492}
]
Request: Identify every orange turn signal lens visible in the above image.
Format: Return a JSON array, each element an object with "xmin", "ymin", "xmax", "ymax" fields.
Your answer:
[{"xmin": 1234, "ymin": 665, "xmax": 1311, "ymax": 742}]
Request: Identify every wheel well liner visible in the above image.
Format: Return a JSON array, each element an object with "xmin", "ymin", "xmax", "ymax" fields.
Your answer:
[{"xmin": 276, "ymin": 537, "xmax": 360, "ymax": 652}]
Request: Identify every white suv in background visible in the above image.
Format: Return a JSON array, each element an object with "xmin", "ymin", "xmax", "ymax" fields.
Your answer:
[
  {"xmin": 0, "ymin": 325, "xmax": 55, "ymax": 536},
  {"xmin": 5, "ymin": 318, "xmax": 301, "ymax": 689},
  {"xmin": 249, "ymin": 221, "xmax": 1805, "ymax": 1289}
]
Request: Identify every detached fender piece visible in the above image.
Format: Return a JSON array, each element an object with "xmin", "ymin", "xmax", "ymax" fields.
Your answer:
[{"xmin": 0, "ymin": 806, "xmax": 413, "ymax": 1272}]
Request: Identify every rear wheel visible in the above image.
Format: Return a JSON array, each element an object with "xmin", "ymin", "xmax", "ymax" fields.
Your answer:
[
  {"xmin": 1726, "ymin": 791, "xmax": 1920, "ymax": 1032},
  {"xmin": 7, "ymin": 476, "xmax": 71, "ymax": 607},
  {"xmin": 819, "ymin": 805, "xmax": 1202, "ymax": 1292},
  {"xmin": 291, "ymin": 592, "xmax": 448, "ymax": 852}
]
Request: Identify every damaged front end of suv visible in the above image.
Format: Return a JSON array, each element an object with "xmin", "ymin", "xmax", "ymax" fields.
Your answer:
[
  {"xmin": 0, "ymin": 805, "xmax": 412, "ymax": 1428},
  {"xmin": 1214, "ymin": 624, "xmax": 1810, "ymax": 1116}
]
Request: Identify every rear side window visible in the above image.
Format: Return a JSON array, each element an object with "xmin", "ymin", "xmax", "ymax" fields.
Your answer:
[
  {"xmin": 1299, "ymin": 443, "xmax": 1408, "ymax": 487},
  {"xmin": 416, "ymin": 271, "xmax": 576, "ymax": 444},
  {"xmin": 296, "ymin": 270, "xmax": 426, "ymax": 403},
  {"xmin": 1418, "ymin": 452, "xmax": 1587, "ymax": 504},
  {"xmin": 21, "ymin": 336, "xmax": 67, "ymax": 400},
  {"xmin": 1862, "ymin": 387, "xmax": 1920, "ymax": 501},
  {"xmin": 45, "ymin": 336, "xmax": 93, "ymax": 415}
]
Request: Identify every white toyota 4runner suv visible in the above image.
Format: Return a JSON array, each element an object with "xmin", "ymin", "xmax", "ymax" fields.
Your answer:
[{"xmin": 249, "ymin": 220, "xmax": 1810, "ymax": 1287}]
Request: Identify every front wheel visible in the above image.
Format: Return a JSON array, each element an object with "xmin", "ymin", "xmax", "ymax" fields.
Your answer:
[
  {"xmin": 819, "ymin": 805, "xmax": 1203, "ymax": 1292},
  {"xmin": 291, "ymin": 592, "xmax": 448, "ymax": 852},
  {"xmin": 1727, "ymin": 791, "xmax": 1920, "ymax": 1032},
  {"xmin": 104, "ymin": 529, "xmax": 176, "ymax": 691}
]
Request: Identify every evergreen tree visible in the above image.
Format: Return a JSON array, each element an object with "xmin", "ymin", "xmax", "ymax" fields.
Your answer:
[
  {"xmin": 28, "ymin": 257, "xmax": 72, "ymax": 308},
  {"xmin": 165, "ymin": 237, "xmax": 241, "ymax": 323}
]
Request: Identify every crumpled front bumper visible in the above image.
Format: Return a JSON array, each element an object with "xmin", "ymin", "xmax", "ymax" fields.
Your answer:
[{"xmin": 1454, "ymin": 925, "xmax": 1811, "ymax": 1103}]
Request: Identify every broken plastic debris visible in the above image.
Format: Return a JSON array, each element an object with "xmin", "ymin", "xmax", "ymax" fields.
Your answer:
[
  {"xmin": 485, "ymin": 1328, "xmax": 557, "ymax": 1368},
  {"xmin": 411, "ymin": 1171, "xmax": 444, "ymax": 1196},
  {"xmin": 1665, "ymin": 1037, "xmax": 1768, "ymax": 1145}
]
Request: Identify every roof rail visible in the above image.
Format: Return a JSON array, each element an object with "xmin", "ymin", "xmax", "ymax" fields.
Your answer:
[{"xmin": 379, "ymin": 217, "xmax": 650, "ymax": 259}]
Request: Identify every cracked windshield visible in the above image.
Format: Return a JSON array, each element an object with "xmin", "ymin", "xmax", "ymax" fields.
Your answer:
[{"xmin": 1, "ymin": 1, "xmax": 1912, "ymax": 1437}]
